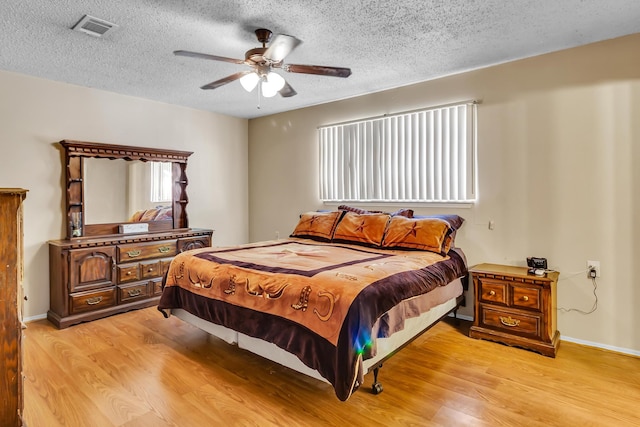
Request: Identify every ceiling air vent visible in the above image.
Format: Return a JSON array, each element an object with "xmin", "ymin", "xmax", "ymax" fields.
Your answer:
[{"xmin": 72, "ymin": 15, "xmax": 118, "ymax": 37}]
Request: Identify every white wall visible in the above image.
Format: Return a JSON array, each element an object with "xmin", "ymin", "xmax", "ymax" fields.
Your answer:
[
  {"xmin": 0, "ymin": 69, "xmax": 249, "ymax": 319},
  {"xmin": 248, "ymin": 34, "xmax": 640, "ymax": 353}
]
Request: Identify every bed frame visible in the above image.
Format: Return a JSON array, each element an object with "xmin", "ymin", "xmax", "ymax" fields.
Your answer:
[{"xmin": 167, "ymin": 278, "xmax": 466, "ymax": 395}]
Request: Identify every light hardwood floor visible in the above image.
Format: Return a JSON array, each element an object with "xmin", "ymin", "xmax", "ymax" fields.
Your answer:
[{"xmin": 23, "ymin": 307, "xmax": 640, "ymax": 426}]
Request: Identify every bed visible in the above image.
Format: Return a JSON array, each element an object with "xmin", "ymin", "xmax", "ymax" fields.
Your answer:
[{"xmin": 158, "ymin": 208, "xmax": 468, "ymax": 401}]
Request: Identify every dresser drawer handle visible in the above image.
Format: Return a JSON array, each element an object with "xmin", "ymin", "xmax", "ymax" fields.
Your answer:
[
  {"xmin": 147, "ymin": 268, "xmax": 153, "ymax": 273},
  {"xmin": 126, "ymin": 271, "xmax": 133, "ymax": 276},
  {"xmin": 488, "ymin": 290, "xmax": 496, "ymax": 296},
  {"xmin": 499, "ymin": 316, "xmax": 520, "ymax": 327},
  {"xmin": 128, "ymin": 289, "xmax": 142, "ymax": 297},
  {"xmin": 86, "ymin": 296, "xmax": 103, "ymax": 305},
  {"xmin": 127, "ymin": 249, "xmax": 142, "ymax": 258},
  {"xmin": 158, "ymin": 246, "xmax": 171, "ymax": 253},
  {"xmin": 521, "ymin": 296, "xmax": 529, "ymax": 302}
]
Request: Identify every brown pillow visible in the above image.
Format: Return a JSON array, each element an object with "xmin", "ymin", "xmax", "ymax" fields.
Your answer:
[
  {"xmin": 389, "ymin": 208, "xmax": 414, "ymax": 218},
  {"xmin": 338, "ymin": 205, "xmax": 375, "ymax": 215},
  {"xmin": 338, "ymin": 205, "xmax": 414, "ymax": 218},
  {"xmin": 290, "ymin": 211, "xmax": 344, "ymax": 242},
  {"xmin": 332, "ymin": 212, "xmax": 391, "ymax": 247},
  {"xmin": 381, "ymin": 216, "xmax": 453, "ymax": 255}
]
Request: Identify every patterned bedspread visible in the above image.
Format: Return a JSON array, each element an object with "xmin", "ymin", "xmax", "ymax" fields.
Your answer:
[{"xmin": 158, "ymin": 238, "xmax": 467, "ymax": 400}]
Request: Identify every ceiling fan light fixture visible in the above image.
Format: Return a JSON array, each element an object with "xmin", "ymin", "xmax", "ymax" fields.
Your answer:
[
  {"xmin": 266, "ymin": 72, "xmax": 286, "ymax": 91},
  {"xmin": 261, "ymin": 72, "xmax": 286, "ymax": 98},
  {"xmin": 240, "ymin": 72, "xmax": 260, "ymax": 92}
]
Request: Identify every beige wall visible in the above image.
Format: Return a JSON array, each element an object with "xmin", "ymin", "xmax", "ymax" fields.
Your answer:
[
  {"xmin": 248, "ymin": 34, "xmax": 640, "ymax": 353},
  {"xmin": 0, "ymin": 69, "xmax": 249, "ymax": 320}
]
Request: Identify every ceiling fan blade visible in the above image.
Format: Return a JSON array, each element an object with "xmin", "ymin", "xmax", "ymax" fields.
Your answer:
[
  {"xmin": 283, "ymin": 64, "xmax": 352, "ymax": 78},
  {"xmin": 279, "ymin": 82, "xmax": 297, "ymax": 97},
  {"xmin": 263, "ymin": 35, "xmax": 302, "ymax": 62},
  {"xmin": 174, "ymin": 50, "xmax": 245, "ymax": 65},
  {"xmin": 201, "ymin": 71, "xmax": 252, "ymax": 90}
]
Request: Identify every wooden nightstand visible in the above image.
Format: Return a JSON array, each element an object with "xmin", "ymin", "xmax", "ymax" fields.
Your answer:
[{"xmin": 469, "ymin": 263, "xmax": 560, "ymax": 357}]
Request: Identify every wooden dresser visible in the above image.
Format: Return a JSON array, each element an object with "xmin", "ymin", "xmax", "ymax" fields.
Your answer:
[
  {"xmin": 48, "ymin": 140, "xmax": 214, "ymax": 328},
  {"xmin": 48, "ymin": 229, "xmax": 212, "ymax": 329},
  {"xmin": 0, "ymin": 188, "xmax": 27, "ymax": 426},
  {"xmin": 469, "ymin": 263, "xmax": 560, "ymax": 357}
]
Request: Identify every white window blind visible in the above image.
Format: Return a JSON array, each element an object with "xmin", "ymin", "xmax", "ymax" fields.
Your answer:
[
  {"xmin": 319, "ymin": 102, "xmax": 476, "ymax": 203},
  {"xmin": 150, "ymin": 162, "xmax": 172, "ymax": 203}
]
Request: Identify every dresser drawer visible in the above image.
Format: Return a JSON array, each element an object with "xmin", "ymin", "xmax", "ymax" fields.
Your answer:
[
  {"xmin": 480, "ymin": 305, "xmax": 541, "ymax": 339},
  {"xmin": 117, "ymin": 263, "xmax": 140, "ymax": 284},
  {"xmin": 70, "ymin": 288, "xmax": 117, "ymax": 314},
  {"xmin": 478, "ymin": 279, "xmax": 507, "ymax": 305},
  {"xmin": 178, "ymin": 235, "xmax": 211, "ymax": 252},
  {"xmin": 511, "ymin": 285, "xmax": 541, "ymax": 311},
  {"xmin": 117, "ymin": 240, "xmax": 177, "ymax": 262},
  {"xmin": 118, "ymin": 282, "xmax": 150, "ymax": 303},
  {"xmin": 151, "ymin": 277, "xmax": 164, "ymax": 296},
  {"xmin": 141, "ymin": 260, "xmax": 162, "ymax": 279}
]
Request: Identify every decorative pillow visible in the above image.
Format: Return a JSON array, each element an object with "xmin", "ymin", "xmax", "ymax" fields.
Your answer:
[
  {"xmin": 290, "ymin": 211, "xmax": 344, "ymax": 242},
  {"xmin": 332, "ymin": 212, "xmax": 391, "ymax": 247},
  {"xmin": 153, "ymin": 206, "xmax": 173, "ymax": 221},
  {"xmin": 140, "ymin": 208, "xmax": 159, "ymax": 222},
  {"xmin": 381, "ymin": 216, "xmax": 453, "ymax": 255},
  {"xmin": 337, "ymin": 205, "xmax": 372, "ymax": 215},
  {"xmin": 128, "ymin": 210, "xmax": 145, "ymax": 222},
  {"xmin": 338, "ymin": 205, "xmax": 414, "ymax": 218},
  {"xmin": 415, "ymin": 214, "xmax": 464, "ymax": 231},
  {"xmin": 414, "ymin": 214, "xmax": 465, "ymax": 249},
  {"xmin": 389, "ymin": 208, "xmax": 414, "ymax": 218}
]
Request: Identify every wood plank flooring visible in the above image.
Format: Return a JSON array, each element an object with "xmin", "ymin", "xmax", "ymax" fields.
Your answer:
[{"xmin": 22, "ymin": 307, "xmax": 640, "ymax": 426}]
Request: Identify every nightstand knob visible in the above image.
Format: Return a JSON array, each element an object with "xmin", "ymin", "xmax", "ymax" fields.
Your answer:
[
  {"xmin": 522, "ymin": 295, "xmax": 529, "ymax": 301},
  {"xmin": 489, "ymin": 290, "xmax": 496, "ymax": 296}
]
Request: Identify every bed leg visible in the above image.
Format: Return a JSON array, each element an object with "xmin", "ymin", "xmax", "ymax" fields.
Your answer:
[
  {"xmin": 371, "ymin": 363, "xmax": 383, "ymax": 395},
  {"xmin": 452, "ymin": 307, "xmax": 461, "ymax": 326}
]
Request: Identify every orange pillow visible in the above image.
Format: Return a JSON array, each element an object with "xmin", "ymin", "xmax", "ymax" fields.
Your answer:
[
  {"xmin": 381, "ymin": 216, "xmax": 452, "ymax": 254},
  {"xmin": 290, "ymin": 211, "xmax": 344, "ymax": 242},
  {"xmin": 332, "ymin": 212, "xmax": 391, "ymax": 247}
]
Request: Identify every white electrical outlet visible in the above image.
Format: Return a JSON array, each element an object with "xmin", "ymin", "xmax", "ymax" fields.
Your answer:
[{"xmin": 587, "ymin": 260, "xmax": 600, "ymax": 278}]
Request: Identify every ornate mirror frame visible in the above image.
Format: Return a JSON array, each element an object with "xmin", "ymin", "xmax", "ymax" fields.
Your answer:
[{"xmin": 60, "ymin": 140, "xmax": 193, "ymax": 239}]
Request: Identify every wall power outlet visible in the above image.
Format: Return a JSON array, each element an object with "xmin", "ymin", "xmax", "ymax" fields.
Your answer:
[{"xmin": 587, "ymin": 260, "xmax": 600, "ymax": 278}]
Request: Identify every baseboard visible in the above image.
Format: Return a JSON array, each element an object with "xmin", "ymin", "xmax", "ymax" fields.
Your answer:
[
  {"xmin": 561, "ymin": 335, "xmax": 640, "ymax": 357},
  {"xmin": 448, "ymin": 312, "xmax": 473, "ymax": 321},
  {"xmin": 23, "ymin": 310, "xmax": 639, "ymax": 357},
  {"xmin": 24, "ymin": 313, "xmax": 47, "ymax": 323}
]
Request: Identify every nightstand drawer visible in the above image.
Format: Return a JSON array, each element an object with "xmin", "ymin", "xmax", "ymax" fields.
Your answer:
[
  {"xmin": 480, "ymin": 306, "xmax": 541, "ymax": 339},
  {"xmin": 511, "ymin": 285, "xmax": 541, "ymax": 311},
  {"xmin": 478, "ymin": 279, "xmax": 507, "ymax": 305}
]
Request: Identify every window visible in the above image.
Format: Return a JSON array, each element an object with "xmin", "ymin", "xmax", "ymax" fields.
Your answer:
[
  {"xmin": 150, "ymin": 162, "xmax": 172, "ymax": 203},
  {"xmin": 319, "ymin": 102, "xmax": 477, "ymax": 203}
]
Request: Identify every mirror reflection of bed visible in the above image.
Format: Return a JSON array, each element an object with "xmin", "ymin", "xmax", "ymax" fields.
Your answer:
[{"xmin": 83, "ymin": 157, "xmax": 173, "ymax": 225}]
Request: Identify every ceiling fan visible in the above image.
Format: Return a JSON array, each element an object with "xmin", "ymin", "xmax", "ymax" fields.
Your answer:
[{"xmin": 174, "ymin": 28, "xmax": 352, "ymax": 98}]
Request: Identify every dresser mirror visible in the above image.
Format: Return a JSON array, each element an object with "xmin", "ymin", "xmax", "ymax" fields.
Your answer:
[
  {"xmin": 59, "ymin": 140, "xmax": 193, "ymax": 239},
  {"xmin": 83, "ymin": 158, "xmax": 173, "ymax": 225}
]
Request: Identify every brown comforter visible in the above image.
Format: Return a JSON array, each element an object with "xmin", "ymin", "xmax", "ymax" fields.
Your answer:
[{"xmin": 158, "ymin": 238, "xmax": 467, "ymax": 400}]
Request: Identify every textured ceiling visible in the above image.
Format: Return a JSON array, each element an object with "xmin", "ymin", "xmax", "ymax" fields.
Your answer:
[{"xmin": 2, "ymin": 1, "xmax": 640, "ymax": 119}]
